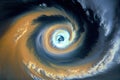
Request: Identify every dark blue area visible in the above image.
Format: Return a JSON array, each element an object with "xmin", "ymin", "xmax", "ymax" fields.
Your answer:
[
  {"xmin": 58, "ymin": 35, "xmax": 64, "ymax": 43},
  {"xmin": 33, "ymin": 15, "xmax": 70, "ymax": 24}
]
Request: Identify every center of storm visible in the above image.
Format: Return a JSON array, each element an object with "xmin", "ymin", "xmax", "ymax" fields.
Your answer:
[
  {"xmin": 52, "ymin": 29, "xmax": 71, "ymax": 49},
  {"xmin": 57, "ymin": 35, "xmax": 64, "ymax": 43}
]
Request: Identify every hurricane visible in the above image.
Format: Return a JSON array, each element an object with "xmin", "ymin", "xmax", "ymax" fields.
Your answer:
[{"xmin": 0, "ymin": 0, "xmax": 120, "ymax": 80}]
